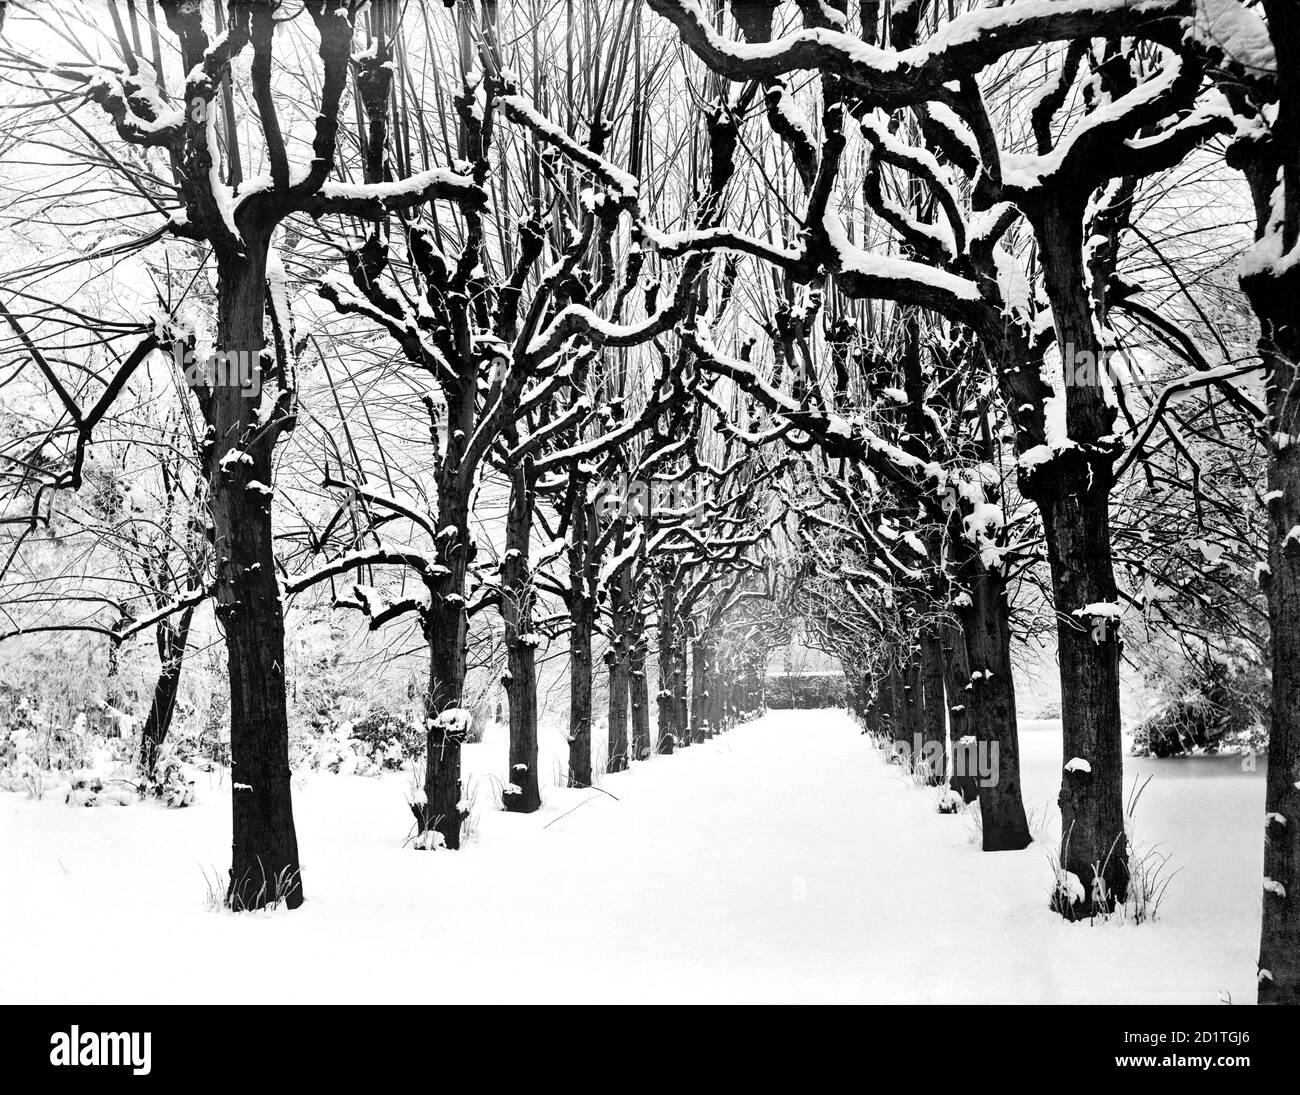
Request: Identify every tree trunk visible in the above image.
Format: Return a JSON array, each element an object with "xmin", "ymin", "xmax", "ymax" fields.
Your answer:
[
  {"xmin": 705, "ymin": 643, "xmax": 723, "ymax": 737},
  {"xmin": 879, "ymin": 663, "xmax": 901, "ymax": 748},
  {"xmin": 606, "ymin": 647, "xmax": 631, "ymax": 773},
  {"xmin": 138, "ymin": 608, "xmax": 195, "ymax": 776},
  {"xmin": 1041, "ymin": 490, "xmax": 1127, "ymax": 911},
  {"xmin": 1258, "ymin": 352, "xmax": 1300, "ymax": 1001},
  {"xmin": 859, "ymin": 671, "xmax": 880, "ymax": 735},
  {"xmin": 938, "ymin": 615, "xmax": 977, "ymax": 802},
  {"xmin": 674, "ymin": 625, "xmax": 690, "ymax": 746},
  {"xmin": 502, "ymin": 463, "xmax": 542, "ymax": 813},
  {"xmin": 690, "ymin": 635, "xmax": 710, "ymax": 744},
  {"xmin": 899, "ymin": 648, "xmax": 922, "ymax": 763},
  {"xmin": 919, "ymin": 623, "xmax": 946, "ymax": 786},
  {"xmin": 1233, "ymin": 6, "xmax": 1300, "ymax": 998},
  {"xmin": 419, "ymin": 478, "xmax": 472, "ymax": 849},
  {"xmin": 1029, "ymin": 199, "xmax": 1127, "ymax": 914},
  {"xmin": 656, "ymin": 576, "xmax": 678, "ymax": 753},
  {"xmin": 717, "ymin": 659, "xmax": 730, "ymax": 729},
  {"xmin": 106, "ymin": 617, "xmax": 126, "ymax": 721},
  {"xmin": 629, "ymin": 621, "xmax": 651, "ymax": 761},
  {"xmin": 567, "ymin": 499, "xmax": 596, "ymax": 785},
  {"xmin": 951, "ymin": 540, "xmax": 1032, "ymax": 850},
  {"xmin": 210, "ymin": 249, "xmax": 302, "ymax": 911},
  {"xmin": 569, "ymin": 587, "xmax": 595, "ymax": 787}
]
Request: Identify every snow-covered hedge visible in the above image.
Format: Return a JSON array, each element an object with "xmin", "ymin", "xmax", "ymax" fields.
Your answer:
[{"xmin": 766, "ymin": 673, "xmax": 847, "ymax": 709}]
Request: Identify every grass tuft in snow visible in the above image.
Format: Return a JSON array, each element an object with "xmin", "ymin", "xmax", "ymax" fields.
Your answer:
[{"xmin": 210, "ymin": 861, "xmax": 303, "ymax": 913}]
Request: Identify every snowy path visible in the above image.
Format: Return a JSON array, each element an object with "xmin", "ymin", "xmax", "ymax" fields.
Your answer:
[{"xmin": 0, "ymin": 710, "xmax": 1264, "ymax": 1003}]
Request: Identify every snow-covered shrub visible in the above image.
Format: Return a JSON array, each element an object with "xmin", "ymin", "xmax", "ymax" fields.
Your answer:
[
  {"xmin": 292, "ymin": 704, "xmax": 425, "ymax": 775},
  {"xmin": 65, "ymin": 769, "xmax": 134, "ymax": 808},
  {"xmin": 291, "ymin": 719, "xmax": 377, "ymax": 776},
  {"xmin": 143, "ymin": 751, "xmax": 195, "ymax": 808},
  {"xmin": 412, "ymin": 828, "xmax": 447, "ymax": 851},
  {"xmin": 1131, "ymin": 655, "xmax": 1267, "ymax": 758},
  {"xmin": 1, "ymin": 699, "xmax": 131, "ymax": 798},
  {"xmin": 0, "ymin": 751, "xmax": 46, "ymax": 797},
  {"xmin": 935, "ymin": 786, "xmax": 965, "ymax": 814},
  {"xmin": 1054, "ymin": 868, "xmax": 1087, "ymax": 911},
  {"xmin": 305, "ymin": 705, "xmax": 426, "ymax": 774},
  {"xmin": 1130, "ymin": 627, "xmax": 1268, "ymax": 757},
  {"xmin": 766, "ymin": 672, "xmax": 847, "ymax": 709},
  {"xmin": 1045, "ymin": 834, "xmax": 1096, "ymax": 920}
]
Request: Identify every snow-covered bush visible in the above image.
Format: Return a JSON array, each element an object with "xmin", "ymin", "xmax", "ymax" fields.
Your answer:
[
  {"xmin": 291, "ymin": 719, "xmax": 379, "ymax": 775},
  {"xmin": 65, "ymin": 769, "xmax": 134, "ymax": 808},
  {"xmin": 1054, "ymin": 868, "xmax": 1087, "ymax": 911},
  {"xmin": 0, "ymin": 751, "xmax": 46, "ymax": 797},
  {"xmin": 1131, "ymin": 656, "xmax": 1267, "ymax": 757},
  {"xmin": 766, "ymin": 672, "xmax": 847, "ymax": 709},
  {"xmin": 142, "ymin": 749, "xmax": 196, "ymax": 808},
  {"xmin": 349, "ymin": 708, "xmax": 425, "ymax": 767},
  {"xmin": 1, "ymin": 699, "xmax": 134, "ymax": 799},
  {"xmin": 290, "ymin": 704, "xmax": 425, "ymax": 775},
  {"xmin": 935, "ymin": 787, "xmax": 965, "ymax": 814}
]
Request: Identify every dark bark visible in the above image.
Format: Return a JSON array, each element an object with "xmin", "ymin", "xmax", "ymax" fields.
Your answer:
[
  {"xmin": 656, "ymin": 575, "xmax": 680, "ymax": 753},
  {"xmin": 606, "ymin": 648, "xmax": 631, "ymax": 773},
  {"xmin": 630, "ymin": 624, "xmax": 652, "ymax": 761},
  {"xmin": 879, "ymin": 662, "xmax": 902, "ymax": 748},
  {"xmin": 214, "ymin": 248, "xmax": 301, "ymax": 910},
  {"xmin": 950, "ymin": 534, "xmax": 1031, "ymax": 851},
  {"xmin": 1041, "ymin": 485, "xmax": 1126, "ymax": 910},
  {"xmin": 690, "ymin": 634, "xmax": 711, "ymax": 743},
  {"xmin": 919, "ymin": 623, "xmax": 947, "ymax": 785},
  {"xmin": 106, "ymin": 620, "xmax": 126, "ymax": 719},
  {"xmin": 704, "ymin": 642, "xmax": 723, "ymax": 737},
  {"xmin": 1253, "ymin": 274, "xmax": 1300, "ymax": 1001},
  {"xmin": 673, "ymin": 623, "xmax": 690, "ymax": 745},
  {"xmin": 1235, "ymin": 13, "xmax": 1300, "ymax": 992},
  {"xmin": 418, "ymin": 479, "xmax": 472, "ymax": 849},
  {"xmin": 607, "ymin": 563, "xmax": 632, "ymax": 773},
  {"xmin": 1024, "ymin": 198, "xmax": 1127, "ymax": 914},
  {"xmin": 502, "ymin": 462, "xmax": 542, "ymax": 813},
  {"xmin": 938, "ymin": 615, "xmax": 978, "ymax": 803},
  {"xmin": 568, "ymin": 503, "xmax": 596, "ymax": 785},
  {"xmin": 138, "ymin": 607, "xmax": 196, "ymax": 776},
  {"xmin": 900, "ymin": 648, "xmax": 923, "ymax": 762},
  {"xmin": 858, "ymin": 671, "xmax": 880, "ymax": 735}
]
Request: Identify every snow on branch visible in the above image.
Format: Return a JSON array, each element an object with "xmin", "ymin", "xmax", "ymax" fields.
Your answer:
[
  {"xmin": 647, "ymin": 0, "xmax": 1192, "ymax": 105},
  {"xmin": 302, "ymin": 168, "xmax": 486, "ymax": 219},
  {"xmin": 1186, "ymin": 0, "xmax": 1276, "ymax": 75},
  {"xmin": 685, "ymin": 326, "xmax": 946, "ymax": 492},
  {"xmin": 497, "ymin": 93, "xmax": 638, "ymax": 207},
  {"xmin": 817, "ymin": 211, "xmax": 981, "ymax": 312}
]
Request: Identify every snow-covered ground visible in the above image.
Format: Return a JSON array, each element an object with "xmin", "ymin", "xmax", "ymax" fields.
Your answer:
[{"xmin": 0, "ymin": 710, "xmax": 1265, "ymax": 1003}]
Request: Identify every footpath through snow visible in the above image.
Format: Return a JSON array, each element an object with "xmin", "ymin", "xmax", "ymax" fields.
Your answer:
[{"xmin": 0, "ymin": 710, "xmax": 1263, "ymax": 1003}]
